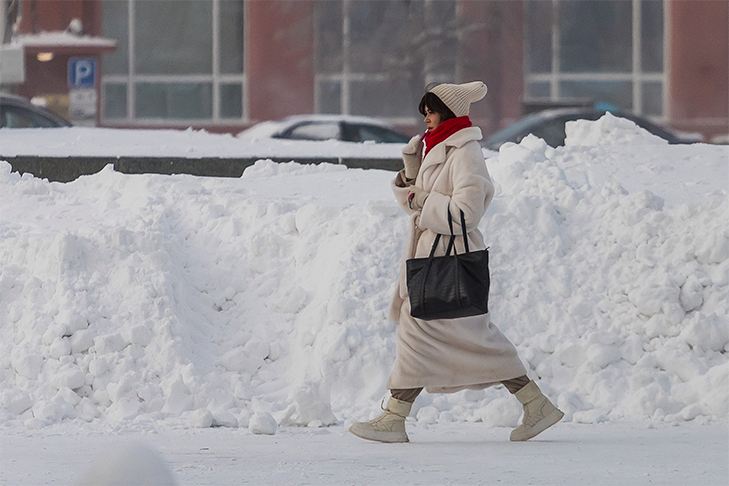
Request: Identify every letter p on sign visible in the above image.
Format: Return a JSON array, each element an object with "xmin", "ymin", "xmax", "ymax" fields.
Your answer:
[{"xmin": 68, "ymin": 58, "xmax": 96, "ymax": 89}]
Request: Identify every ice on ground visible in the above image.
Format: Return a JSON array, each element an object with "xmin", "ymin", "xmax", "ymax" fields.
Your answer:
[{"xmin": 0, "ymin": 115, "xmax": 727, "ymax": 433}]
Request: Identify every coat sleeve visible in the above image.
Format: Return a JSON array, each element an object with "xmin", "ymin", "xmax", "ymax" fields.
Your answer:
[
  {"xmin": 391, "ymin": 169, "xmax": 418, "ymax": 216},
  {"xmin": 418, "ymin": 142, "xmax": 494, "ymax": 236}
]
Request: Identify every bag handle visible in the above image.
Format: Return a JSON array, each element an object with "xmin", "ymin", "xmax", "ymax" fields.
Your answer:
[
  {"xmin": 429, "ymin": 208, "xmax": 470, "ymax": 258},
  {"xmin": 445, "ymin": 211, "xmax": 456, "ymax": 256},
  {"xmin": 460, "ymin": 210, "xmax": 470, "ymax": 253},
  {"xmin": 445, "ymin": 209, "xmax": 470, "ymax": 254}
]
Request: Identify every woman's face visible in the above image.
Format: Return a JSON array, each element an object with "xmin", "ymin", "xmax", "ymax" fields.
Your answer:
[{"xmin": 423, "ymin": 107, "xmax": 442, "ymax": 131}]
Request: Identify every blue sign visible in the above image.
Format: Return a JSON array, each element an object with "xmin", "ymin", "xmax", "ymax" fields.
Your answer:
[{"xmin": 68, "ymin": 58, "xmax": 96, "ymax": 89}]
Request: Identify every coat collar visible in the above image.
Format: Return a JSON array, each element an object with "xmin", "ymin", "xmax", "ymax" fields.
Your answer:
[{"xmin": 421, "ymin": 126, "xmax": 482, "ymax": 169}]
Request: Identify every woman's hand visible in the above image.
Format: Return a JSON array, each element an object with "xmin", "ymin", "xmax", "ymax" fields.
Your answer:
[
  {"xmin": 402, "ymin": 135, "xmax": 423, "ymax": 180},
  {"xmin": 408, "ymin": 186, "xmax": 429, "ymax": 211}
]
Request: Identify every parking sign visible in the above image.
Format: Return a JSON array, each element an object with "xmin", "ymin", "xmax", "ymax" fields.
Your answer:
[{"xmin": 68, "ymin": 58, "xmax": 96, "ymax": 89}]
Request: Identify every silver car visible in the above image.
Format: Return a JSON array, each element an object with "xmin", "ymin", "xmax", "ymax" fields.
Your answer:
[
  {"xmin": 1, "ymin": 93, "xmax": 72, "ymax": 128},
  {"xmin": 238, "ymin": 114, "xmax": 411, "ymax": 144}
]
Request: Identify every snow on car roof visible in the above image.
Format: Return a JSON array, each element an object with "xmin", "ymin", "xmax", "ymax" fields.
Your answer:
[{"xmin": 238, "ymin": 114, "xmax": 398, "ymax": 139}]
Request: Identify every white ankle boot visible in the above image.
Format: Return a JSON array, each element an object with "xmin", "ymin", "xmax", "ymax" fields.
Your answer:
[
  {"xmin": 349, "ymin": 397, "xmax": 412, "ymax": 443},
  {"xmin": 510, "ymin": 381, "xmax": 564, "ymax": 441}
]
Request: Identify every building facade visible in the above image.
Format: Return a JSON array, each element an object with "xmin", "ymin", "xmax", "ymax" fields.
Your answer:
[{"xmin": 10, "ymin": 0, "xmax": 729, "ymax": 140}]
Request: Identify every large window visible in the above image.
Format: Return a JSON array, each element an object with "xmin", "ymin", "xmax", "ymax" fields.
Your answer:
[
  {"xmin": 101, "ymin": 0, "xmax": 246, "ymax": 125},
  {"xmin": 314, "ymin": 0, "xmax": 459, "ymax": 123},
  {"xmin": 524, "ymin": 0, "xmax": 665, "ymax": 116}
]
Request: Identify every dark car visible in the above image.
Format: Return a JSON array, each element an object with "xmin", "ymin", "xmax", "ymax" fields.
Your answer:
[
  {"xmin": 484, "ymin": 108, "xmax": 702, "ymax": 150},
  {"xmin": 238, "ymin": 115, "xmax": 411, "ymax": 144},
  {"xmin": 0, "ymin": 93, "xmax": 72, "ymax": 128}
]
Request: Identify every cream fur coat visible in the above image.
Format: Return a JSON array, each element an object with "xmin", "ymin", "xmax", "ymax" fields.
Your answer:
[{"xmin": 386, "ymin": 126, "xmax": 527, "ymax": 393}]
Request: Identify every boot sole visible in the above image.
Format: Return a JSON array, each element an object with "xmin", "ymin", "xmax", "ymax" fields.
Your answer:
[
  {"xmin": 510, "ymin": 408, "xmax": 564, "ymax": 442},
  {"xmin": 348, "ymin": 425, "xmax": 409, "ymax": 443}
]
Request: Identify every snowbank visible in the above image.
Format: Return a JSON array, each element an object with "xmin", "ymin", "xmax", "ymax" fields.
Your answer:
[
  {"xmin": 0, "ymin": 126, "xmax": 404, "ymax": 159},
  {"xmin": 0, "ymin": 115, "xmax": 727, "ymax": 431}
]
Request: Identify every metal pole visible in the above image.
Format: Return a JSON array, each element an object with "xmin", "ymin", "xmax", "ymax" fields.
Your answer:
[{"xmin": 0, "ymin": 0, "xmax": 7, "ymax": 44}]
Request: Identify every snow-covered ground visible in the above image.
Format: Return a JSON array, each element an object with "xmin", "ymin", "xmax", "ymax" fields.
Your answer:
[
  {"xmin": 0, "ymin": 126, "xmax": 404, "ymax": 159},
  {"xmin": 1, "ymin": 114, "xmax": 727, "ymax": 484},
  {"xmin": 3, "ymin": 421, "xmax": 726, "ymax": 485}
]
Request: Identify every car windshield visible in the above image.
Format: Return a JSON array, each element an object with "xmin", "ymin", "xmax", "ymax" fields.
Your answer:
[
  {"xmin": 485, "ymin": 113, "xmax": 546, "ymax": 147},
  {"xmin": 284, "ymin": 122, "xmax": 341, "ymax": 141},
  {"xmin": 486, "ymin": 111, "xmax": 607, "ymax": 148},
  {"xmin": 344, "ymin": 123, "xmax": 410, "ymax": 143},
  {"xmin": 1, "ymin": 105, "xmax": 60, "ymax": 128}
]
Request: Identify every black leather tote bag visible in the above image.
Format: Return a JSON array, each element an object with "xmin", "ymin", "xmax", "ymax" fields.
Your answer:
[{"xmin": 406, "ymin": 209, "xmax": 490, "ymax": 320}]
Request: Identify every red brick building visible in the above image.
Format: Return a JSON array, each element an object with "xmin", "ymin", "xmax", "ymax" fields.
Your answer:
[{"xmin": 9, "ymin": 0, "xmax": 728, "ymax": 140}]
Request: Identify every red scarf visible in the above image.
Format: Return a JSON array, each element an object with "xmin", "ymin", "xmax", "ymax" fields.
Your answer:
[{"xmin": 421, "ymin": 116, "xmax": 473, "ymax": 157}]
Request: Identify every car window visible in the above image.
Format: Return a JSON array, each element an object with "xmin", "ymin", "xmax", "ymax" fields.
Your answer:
[
  {"xmin": 485, "ymin": 114, "xmax": 544, "ymax": 147},
  {"xmin": 526, "ymin": 116, "xmax": 570, "ymax": 147},
  {"xmin": 284, "ymin": 122, "xmax": 341, "ymax": 141},
  {"xmin": 525, "ymin": 113, "xmax": 602, "ymax": 147},
  {"xmin": 345, "ymin": 123, "xmax": 410, "ymax": 143},
  {"xmin": 1, "ymin": 105, "xmax": 60, "ymax": 128}
]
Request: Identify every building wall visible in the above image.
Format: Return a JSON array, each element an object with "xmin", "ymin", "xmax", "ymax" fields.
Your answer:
[
  {"xmin": 669, "ymin": 0, "xmax": 729, "ymax": 139},
  {"xmin": 246, "ymin": 0, "xmax": 315, "ymax": 122},
  {"xmin": 459, "ymin": 0, "xmax": 523, "ymax": 134},
  {"xmin": 18, "ymin": 0, "xmax": 100, "ymax": 34},
  {"xmin": 18, "ymin": 53, "xmax": 69, "ymax": 97},
  {"xmin": 16, "ymin": 0, "xmax": 101, "ymax": 97},
  {"xmin": 16, "ymin": 0, "xmax": 107, "ymax": 122}
]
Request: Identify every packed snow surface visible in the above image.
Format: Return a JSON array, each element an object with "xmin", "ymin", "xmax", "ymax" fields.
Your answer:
[
  {"xmin": 1, "ymin": 115, "xmax": 727, "ymax": 439},
  {"xmin": 3, "ymin": 421, "xmax": 727, "ymax": 485},
  {"xmin": 0, "ymin": 126, "xmax": 405, "ymax": 159}
]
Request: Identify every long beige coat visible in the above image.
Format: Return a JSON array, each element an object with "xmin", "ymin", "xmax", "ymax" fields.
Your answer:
[{"xmin": 386, "ymin": 126, "xmax": 527, "ymax": 393}]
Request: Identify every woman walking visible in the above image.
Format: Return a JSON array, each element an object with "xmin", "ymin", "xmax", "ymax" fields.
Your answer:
[{"xmin": 349, "ymin": 81, "xmax": 563, "ymax": 443}]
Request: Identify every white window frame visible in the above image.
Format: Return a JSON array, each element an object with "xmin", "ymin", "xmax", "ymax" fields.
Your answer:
[
  {"xmin": 101, "ymin": 0, "xmax": 248, "ymax": 126},
  {"xmin": 523, "ymin": 0, "xmax": 668, "ymax": 119},
  {"xmin": 313, "ymin": 0, "xmax": 419, "ymax": 126}
]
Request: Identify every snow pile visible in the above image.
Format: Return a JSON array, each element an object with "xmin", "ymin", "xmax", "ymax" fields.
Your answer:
[
  {"xmin": 0, "ymin": 116, "xmax": 727, "ymax": 431},
  {"xmin": 565, "ymin": 112, "xmax": 667, "ymax": 146},
  {"xmin": 0, "ymin": 161, "xmax": 402, "ymax": 430},
  {"xmin": 486, "ymin": 134, "xmax": 728, "ymax": 424}
]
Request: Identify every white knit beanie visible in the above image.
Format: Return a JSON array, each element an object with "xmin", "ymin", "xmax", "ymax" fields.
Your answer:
[{"xmin": 429, "ymin": 81, "xmax": 488, "ymax": 117}]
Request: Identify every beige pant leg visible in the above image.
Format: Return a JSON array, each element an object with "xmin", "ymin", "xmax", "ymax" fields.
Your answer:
[
  {"xmin": 390, "ymin": 388, "xmax": 423, "ymax": 403},
  {"xmin": 501, "ymin": 375, "xmax": 530, "ymax": 394}
]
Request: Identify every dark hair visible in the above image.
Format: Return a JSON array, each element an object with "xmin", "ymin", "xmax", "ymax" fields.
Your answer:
[{"xmin": 418, "ymin": 92, "xmax": 456, "ymax": 120}]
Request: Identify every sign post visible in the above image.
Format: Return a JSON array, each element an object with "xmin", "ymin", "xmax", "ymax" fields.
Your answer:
[{"xmin": 68, "ymin": 57, "xmax": 98, "ymax": 126}]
